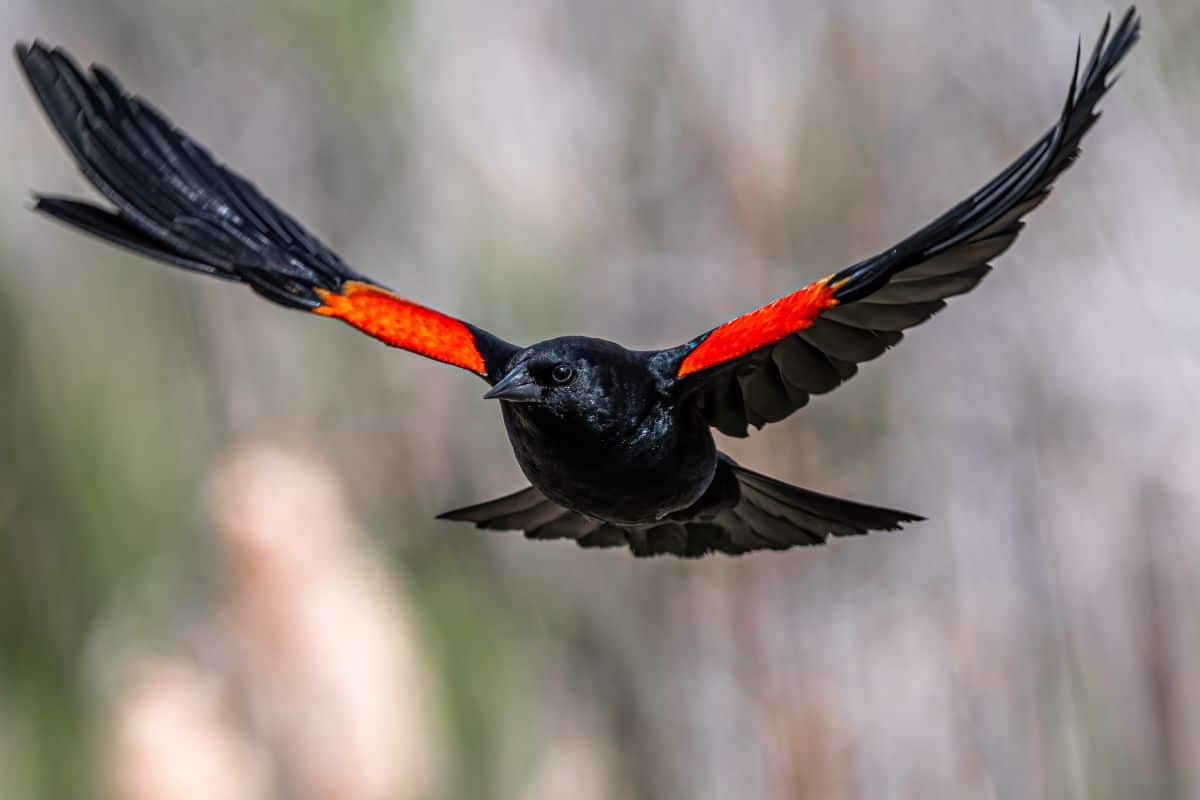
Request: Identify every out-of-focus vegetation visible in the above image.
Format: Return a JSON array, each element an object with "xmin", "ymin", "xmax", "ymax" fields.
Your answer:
[{"xmin": 2, "ymin": 1, "xmax": 1198, "ymax": 798}]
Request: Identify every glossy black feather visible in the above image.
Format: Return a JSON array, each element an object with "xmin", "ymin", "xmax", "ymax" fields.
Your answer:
[
  {"xmin": 676, "ymin": 9, "xmax": 1139, "ymax": 438},
  {"xmin": 34, "ymin": 195, "xmax": 231, "ymax": 278}
]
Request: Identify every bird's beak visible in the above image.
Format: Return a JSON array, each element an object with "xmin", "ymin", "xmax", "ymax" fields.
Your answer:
[{"xmin": 483, "ymin": 365, "xmax": 541, "ymax": 403}]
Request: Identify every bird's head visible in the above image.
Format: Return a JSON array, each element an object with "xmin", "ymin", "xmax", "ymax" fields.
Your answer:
[{"xmin": 484, "ymin": 336, "xmax": 647, "ymax": 424}]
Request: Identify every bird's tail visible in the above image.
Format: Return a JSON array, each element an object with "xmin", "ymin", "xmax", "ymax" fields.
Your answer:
[{"xmin": 438, "ymin": 459, "xmax": 923, "ymax": 558}]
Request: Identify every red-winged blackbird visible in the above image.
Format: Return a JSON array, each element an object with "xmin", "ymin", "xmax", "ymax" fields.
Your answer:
[{"xmin": 16, "ymin": 9, "xmax": 1138, "ymax": 557}]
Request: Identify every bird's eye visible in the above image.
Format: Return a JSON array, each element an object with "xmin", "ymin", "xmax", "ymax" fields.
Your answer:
[{"xmin": 550, "ymin": 363, "xmax": 576, "ymax": 385}]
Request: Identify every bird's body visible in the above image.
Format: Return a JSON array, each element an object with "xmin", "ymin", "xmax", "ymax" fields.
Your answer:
[
  {"xmin": 495, "ymin": 338, "xmax": 715, "ymax": 525},
  {"xmin": 15, "ymin": 9, "xmax": 1140, "ymax": 557}
]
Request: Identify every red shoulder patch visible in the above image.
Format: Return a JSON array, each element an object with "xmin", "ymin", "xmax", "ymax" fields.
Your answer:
[
  {"xmin": 677, "ymin": 278, "xmax": 840, "ymax": 378},
  {"xmin": 315, "ymin": 281, "xmax": 486, "ymax": 375}
]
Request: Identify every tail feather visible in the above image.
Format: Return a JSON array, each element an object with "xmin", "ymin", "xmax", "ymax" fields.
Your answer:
[{"xmin": 440, "ymin": 460, "xmax": 923, "ymax": 559}]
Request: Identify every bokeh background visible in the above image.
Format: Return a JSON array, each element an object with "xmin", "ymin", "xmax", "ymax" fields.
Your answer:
[{"xmin": 2, "ymin": 1, "xmax": 1197, "ymax": 798}]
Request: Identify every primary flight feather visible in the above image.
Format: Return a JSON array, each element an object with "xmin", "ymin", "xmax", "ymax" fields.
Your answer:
[{"xmin": 15, "ymin": 8, "xmax": 1139, "ymax": 557}]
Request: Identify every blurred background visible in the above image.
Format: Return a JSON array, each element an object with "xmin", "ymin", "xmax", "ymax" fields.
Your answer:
[{"xmin": 1, "ymin": 1, "xmax": 1197, "ymax": 797}]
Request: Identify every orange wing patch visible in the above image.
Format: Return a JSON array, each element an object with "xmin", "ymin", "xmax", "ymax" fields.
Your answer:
[
  {"xmin": 677, "ymin": 277, "xmax": 843, "ymax": 378},
  {"xmin": 315, "ymin": 281, "xmax": 486, "ymax": 375}
]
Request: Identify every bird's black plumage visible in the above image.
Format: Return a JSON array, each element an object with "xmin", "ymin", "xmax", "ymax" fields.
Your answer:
[
  {"xmin": 674, "ymin": 8, "xmax": 1140, "ymax": 437},
  {"xmin": 15, "ymin": 9, "xmax": 1139, "ymax": 557}
]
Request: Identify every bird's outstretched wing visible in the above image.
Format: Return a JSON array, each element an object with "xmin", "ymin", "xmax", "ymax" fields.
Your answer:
[
  {"xmin": 16, "ymin": 42, "xmax": 519, "ymax": 382},
  {"xmin": 666, "ymin": 9, "xmax": 1139, "ymax": 437}
]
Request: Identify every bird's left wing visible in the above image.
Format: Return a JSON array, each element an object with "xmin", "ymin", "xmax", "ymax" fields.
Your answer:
[
  {"xmin": 16, "ymin": 42, "xmax": 519, "ymax": 382},
  {"xmin": 665, "ymin": 9, "xmax": 1139, "ymax": 437}
]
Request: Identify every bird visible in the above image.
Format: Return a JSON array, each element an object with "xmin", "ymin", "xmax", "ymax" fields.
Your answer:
[{"xmin": 15, "ymin": 8, "xmax": 1139, "ymax": 558}]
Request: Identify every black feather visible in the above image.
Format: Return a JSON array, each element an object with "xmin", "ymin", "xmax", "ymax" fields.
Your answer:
[
  {"xmin": 15, "ymin": 41, "xmax": 366, "ymax": 307},
  {"xmin": 677, "ymin": 10, "xmax": 1139, "ymax": 438},
  {"xmin": 830, "ymin": 8, "xmax": 1140, "ymax": 303}
]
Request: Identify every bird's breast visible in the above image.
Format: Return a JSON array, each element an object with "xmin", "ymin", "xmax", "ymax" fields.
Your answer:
[{"xmin": 501, "ymin": 402, "xmax": 716, "ymax": 525}]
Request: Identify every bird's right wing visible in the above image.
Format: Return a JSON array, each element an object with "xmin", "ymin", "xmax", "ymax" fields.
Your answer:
[
  {"xmin": 16, "ymin": 42, "xmax": 519, "ymax": 382},
  {"xmin": 664, "ymin": 9, "xmax": 1139, "ymax": 437}
]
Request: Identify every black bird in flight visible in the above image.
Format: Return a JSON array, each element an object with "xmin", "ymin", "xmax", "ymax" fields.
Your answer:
[{"xmin": 16, "ymin": 9, "xmax": 1138, "ymax": 557}]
